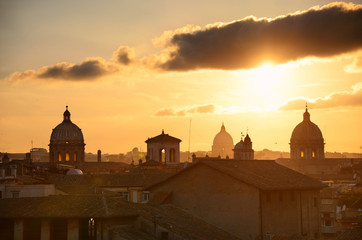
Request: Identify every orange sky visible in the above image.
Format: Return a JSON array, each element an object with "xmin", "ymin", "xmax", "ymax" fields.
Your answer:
[{"xmin": 0, "ymin": 1, "xmax": 361, "ymax": 154}]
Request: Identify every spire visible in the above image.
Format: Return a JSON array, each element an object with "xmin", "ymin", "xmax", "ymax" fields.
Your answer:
[
  {"xmin": 221, "ymin": 122, "xmax": 226, "ymax": 132},
  {"xmin": 63, "ymin": 105, "xmax": 71, "ymax": 121},
  {"xmin": 162, "ymin": 129, "xmax": 164, "ymax": 134},
  {"xmin": 303, "ymin": 103, "xmax": 310, "ymax": 122}
]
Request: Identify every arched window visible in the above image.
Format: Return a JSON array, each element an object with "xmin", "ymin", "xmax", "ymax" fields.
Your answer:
[
  {"xmin": 159, "ymin": 149, "xmax": 166, "ymax": 163},
  {"xmin": 74, "ymin": 152, "xmax": 77, "ymax": 161},
  {"xmin": 65, "ymin": 152, "xmax": 70, "ymax": 161},
  {"xmin": 88, "ymin": 218, "xmax": 95, "ymax": 237},
  {"xmin": 58, "ymin": 153, "xmax": 62, "ymax": 162}
]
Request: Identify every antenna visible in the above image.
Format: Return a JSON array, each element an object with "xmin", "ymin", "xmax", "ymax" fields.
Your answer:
[
  {"xmin": 31, "ymin": 140, "xmax": 33, "ymax": 150},
  {"xmin": 188, "ymin": 118, "xmax": 192, "ymax": 162}
]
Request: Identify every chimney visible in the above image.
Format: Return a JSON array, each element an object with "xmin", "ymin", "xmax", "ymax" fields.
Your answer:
[{"xmin": 97, "ymin": 150, "xmax": 101, "ymax": 163}]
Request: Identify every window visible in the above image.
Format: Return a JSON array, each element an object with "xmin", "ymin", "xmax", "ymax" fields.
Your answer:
[
  {"xmin": 170, "ymin": 149, "xmax": 175, "ymax": 162},
  {"xmin": 0, "ymin": 191, "xmax": 2, "ymax": 199},
  {"xmin": 58, "ymin": 153, "xmax": 62, "ymax": 162},
  {"xmin": 142, "ymin": 192, "xmax": 150, "ymax": 202},
  {"xmin": 312, "ymin": 151, "xmax": 316, "ymax": 158},
  {"xmin": 74, "ymin": 152, "xmax": 77, "ymax": 161},
  {"xmin": 88, "ymin": 218, "xmax": 95, "ymax": 237},
  {"xmin": 66, "ymin": 152, "xmax": 70, "ymax": 161},
  {"xmin": 120, "ymin": 191, "xmax": 129, "ymax": 201},
  {"xmin": 161, "ymin": 232, "xmax": 169, "ymax": 240},
  {"xmin": 300, "ymin": 151, "xmax": 304, "ymax": 158},
  {"xmin": 12, "ymin": 192, "xmax": 19, "ymax": 198}
]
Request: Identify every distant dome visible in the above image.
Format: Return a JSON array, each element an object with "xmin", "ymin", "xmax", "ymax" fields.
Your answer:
[
  {"xmin": 234, "ymin": 139, "xmax": 244, "ymax": 149},
  {"xmin": 291, "ymin": 109, "xmax": 324, "ymax": 143},
  {"xmin": 212, "ymin": 123, "xmax": 234, "ymax": 158},
  {"xmin": 213, "ymin": 123, "xmax": 234, "ymax": 146},
  {"xmin": 66, "ymin": 169, "xmax": 83, "ymax": 175},
  {"xmin": 50, "ymin": 106, "xmax": 84, "ymax": 143}
]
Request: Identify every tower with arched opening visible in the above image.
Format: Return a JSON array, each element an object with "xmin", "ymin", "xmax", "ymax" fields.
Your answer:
[{"xmin": 145, "ymin": 130, "xmax": 181, "ymax": 165}]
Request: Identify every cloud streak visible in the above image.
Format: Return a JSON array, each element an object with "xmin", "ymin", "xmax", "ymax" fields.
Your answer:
[
  {"xmin": 154, "ymin": 2, "xmax": 362, "ymax": 71},
  {"xmin": 279, "ymin": 83, "xmax": 362, "ymax": 110},
  {"xmin": 155, "ymin": 104, "xmax": 261, "ymax": 117}
]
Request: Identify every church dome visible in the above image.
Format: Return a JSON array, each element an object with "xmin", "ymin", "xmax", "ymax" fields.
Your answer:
[
  {"xmin": 50, "ymin": 106, "xmax": 84, "ymax": 143},
  {"xmin": 291, "ymin": 108, "xmax": 324, "ymax": 143},
  {"xmin": 213, "ymin": 123, "xmax": 234, "ymax": 146},
  {"xmin": 234, "ymin": 139, "xmax": 244, "ymax": 149}
]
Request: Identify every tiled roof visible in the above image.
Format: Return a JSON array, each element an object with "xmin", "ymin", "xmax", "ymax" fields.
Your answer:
[
  {"xmin": 0, "ymin": 195, "xmax": 136, "ymax": 218},
  {"xmin": 336, "ymin": 228, "xmax": 362, "ymax": 240},
  {"xmin": 48, "ymin": 172, "xmax": 172, "ymax": 194},
  {"xmin": 0, "ymin": 195, "xmax": 240, "ymax": 240},
  {"xmin": 147, "ymin": 160, "xmax": 325, "ymax": 191}
]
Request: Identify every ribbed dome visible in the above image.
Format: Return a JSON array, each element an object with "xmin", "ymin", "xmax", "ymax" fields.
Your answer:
[
  {"xmin": 50, "ymin": 106, "xmax": 84, "ymax": 143},
  {"xmin": 213, "ymin": 123, "xmax": 234, "ymax": 146},
  {"xmin": 291, "ymin": 108, "xmax": 323, "ymax": 143}
]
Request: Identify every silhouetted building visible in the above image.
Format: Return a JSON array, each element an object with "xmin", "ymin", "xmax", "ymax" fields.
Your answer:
[
  {"xmin": 211, "ymin": 123, "xmax": 234, "ymax": 158},
  {"xmin": 290, "ymin": 106, "xmax": 325, "ymax": 160},
  {"xmin": 233, "ymin": 133, "xmax": 254, "ymax": 160},
  {"xmin": 145, "ymin": 130, "xmax": 181, "ymax": 166},
  {"xmin": 49, "ymin": 106, "xmax": 85, "ymax": 166}
]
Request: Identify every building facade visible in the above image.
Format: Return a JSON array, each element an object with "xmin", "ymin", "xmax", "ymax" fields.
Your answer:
[
  {"xmin": 147, "ymin": 160, "xmax": 324, "ymax": 240},
  {"xmin": 49, "ymin": 106, "xmax": 85, "ymax": 166}
]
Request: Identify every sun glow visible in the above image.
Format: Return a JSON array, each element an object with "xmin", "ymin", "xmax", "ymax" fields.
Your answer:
[{"xmin": 246, "ymin": 63, "xmax": 288, "ymax": 105}]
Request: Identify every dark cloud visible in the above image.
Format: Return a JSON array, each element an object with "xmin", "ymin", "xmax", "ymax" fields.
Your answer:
[
  {"xmin": 157, "ymin": 2, "xmax": 362, "ymax": 71},
  {"xmin": 113, "ymin": 46, "xmax": 135, "ymax": 65},
  {"xmin": 279, "ymin": 84, "xmax": 362, "ymax": 110},
  {"xmin": 37, "ymin": 58, "xmax": 117, "ymax": 80}
]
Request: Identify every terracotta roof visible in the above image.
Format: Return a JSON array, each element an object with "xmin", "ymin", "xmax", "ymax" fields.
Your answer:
[
  {"xmin": 337, "ymin": 228, "xmax": 362, "ymax": 240},
  {"xmin": 0, "ymin": 195, "xmax": 136, "ymax": 218},
  {"xmin": 0, "ymin": 195, "xmax": 240, "ymax": 240},
  {"xmin": 47, "ymin": 172, "xmax": 172, "ymax": 194},
  {"xmin": 147, "ymin": 160, "xmax": 325, "ymax": 191},
  {"xmin": 145, "ymin": 131, "xmax": 181, "ymax": 143}
]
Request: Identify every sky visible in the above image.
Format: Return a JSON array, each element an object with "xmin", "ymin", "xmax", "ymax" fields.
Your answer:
[{"xmin": 1, "ymin": 0, "xmax": 362, "ymax": 154}]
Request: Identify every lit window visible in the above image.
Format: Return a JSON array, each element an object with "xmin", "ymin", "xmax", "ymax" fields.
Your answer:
[
  {"xmin": 312, "ymin": 151, "xmax": 315, "ymax": 158},
  {"xmin": 58, "ymin": 153, "xmax": 62, "ymax": 162},
  {"xmin": 300, "ymin": 151, "xmax": 304, "ymax": 158},
  {"xmin": 74, "ymin": 152, "xmax": 77, "ymax": 161},
  {"xmin": 88, "ymin": 218, "xmax": 95, "ymax": 237},
  {"xmin": 66, "ymin": 152, "xmax": 70, "ymax": 161}
]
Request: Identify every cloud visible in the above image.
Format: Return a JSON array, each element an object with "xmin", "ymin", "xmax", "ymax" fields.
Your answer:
[
  {"xmin": 154, "ymin": 2, "xmax": 362, "ymax": 71},
  {"xmin": 112, "ymin": 46, "xmax": 135, "ymax": 65},
  {"xmin": 345, "ymin": 54, "xmax": 362, "ymax": 73},
  {"xmin": 5, "ymin": 56, "xmax": 121, "ymax": 82},
  {"xmin": 155, "ymin": 104, "xmax": 261, "ymax": 117},
  {"xmin": 37, "ymin": 58, "xmax": 118, "ymax": 80},
  {"xmin": 279, "ymin": 83, "xmax": 362, "ymax": 110}
]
